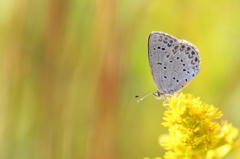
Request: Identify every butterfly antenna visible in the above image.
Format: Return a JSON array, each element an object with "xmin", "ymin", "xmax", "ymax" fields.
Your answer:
[{"xmin": 135, "ymin": 92, "xmax": 155, "ymax": 102}]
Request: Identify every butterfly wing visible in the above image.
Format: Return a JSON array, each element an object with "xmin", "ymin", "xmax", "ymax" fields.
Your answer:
[
  {"xmin": 148, "ymin": 31, "xmax": 200, "ymax": 95},
  {"xmin": 167, "ymin": 40, "xmax": 200, "ymax": 92}
]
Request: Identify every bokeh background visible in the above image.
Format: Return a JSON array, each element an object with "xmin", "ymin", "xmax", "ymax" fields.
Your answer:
[{"xmin": 1, "ymin": 0, "xmax": 240, "ymax": 159}]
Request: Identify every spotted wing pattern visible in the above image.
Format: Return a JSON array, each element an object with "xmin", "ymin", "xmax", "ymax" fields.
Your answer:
[{"xmin": 148, "ymin": 31, "xmax": 200, "ymax": 95}]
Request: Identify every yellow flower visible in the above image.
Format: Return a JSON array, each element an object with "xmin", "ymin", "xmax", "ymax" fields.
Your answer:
[{"xmin": 159, "ymin": 93, "xmax": 240, "ymax": 159}]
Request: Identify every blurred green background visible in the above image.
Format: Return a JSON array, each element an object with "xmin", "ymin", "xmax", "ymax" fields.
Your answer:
[{"xmin": 1, "ymin": 0, "xmax": 240, "ymax": 158}]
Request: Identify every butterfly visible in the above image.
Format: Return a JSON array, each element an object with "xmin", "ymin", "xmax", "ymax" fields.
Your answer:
[{"xmin": 136, "ymin": 31, "xmax": 200, "ymax": 102}]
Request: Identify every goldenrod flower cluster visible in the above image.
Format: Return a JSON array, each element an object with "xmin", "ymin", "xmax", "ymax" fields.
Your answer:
[{"xmin": 158, "ymin": 93, "xmax": 240, "ymax": 159}]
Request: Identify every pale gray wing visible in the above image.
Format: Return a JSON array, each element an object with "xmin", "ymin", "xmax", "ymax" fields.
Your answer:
[
  {"xmin": 148, "ymin": 31, "xmax": 178, "ymax": 94},
  {"xmin": 167, "ymin": 40, "xmax": 200, "ymax": 92}
]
